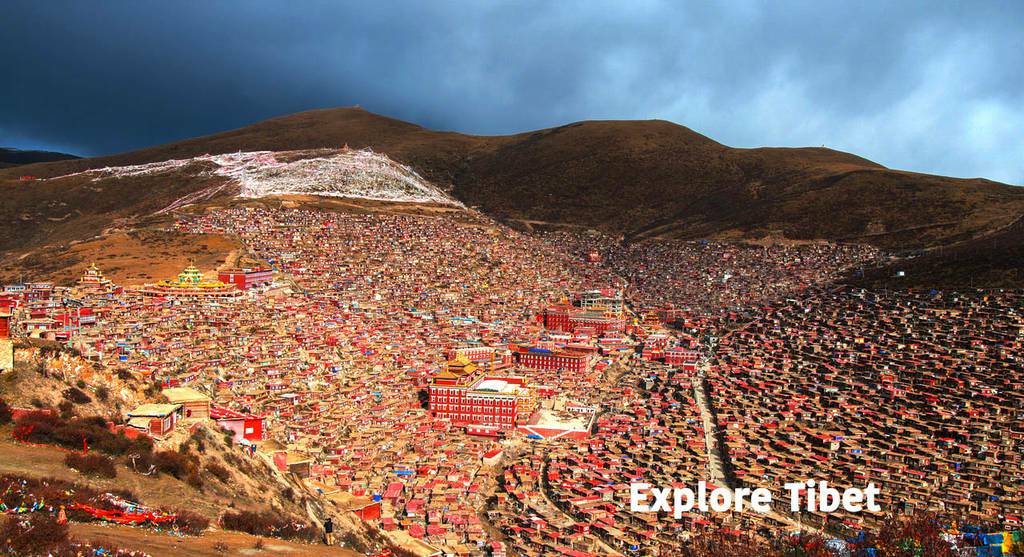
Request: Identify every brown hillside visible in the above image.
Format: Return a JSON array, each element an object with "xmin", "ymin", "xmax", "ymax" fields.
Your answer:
[
  {"xmin": 0, "ymin": 160, "xmax": 231, "ymax": 256},
  {"xmin": 849, "ymin": 214, "xmax": 1024, "ymax": 289},
  {"xmin": 3, "ymin": 107, "xmax": 1023, "ymax": 285}
]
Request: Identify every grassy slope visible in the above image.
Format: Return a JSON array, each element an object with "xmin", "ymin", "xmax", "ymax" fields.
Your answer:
[
  {"xmin": 0, "ymin": 429, "xmax": 361, "ymax": 557},
  {"xmin": 70, "ymin": 522, "xmax": 360, "ymax": 557},
  {"xmin": 849, "ymin": 214, "xmax": 1024, "ymax": 289}
]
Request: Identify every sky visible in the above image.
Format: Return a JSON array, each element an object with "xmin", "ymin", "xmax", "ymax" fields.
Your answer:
[{"xmin": 3, "ymin": 1, "xmax": 1022, "ymax": 185}]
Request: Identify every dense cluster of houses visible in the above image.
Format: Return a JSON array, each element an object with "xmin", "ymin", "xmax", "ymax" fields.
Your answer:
[
  {"xmin": 489, "ymin": 360, "xmax": 711, "ymax": 555},
  {"xmin": 708, "ymin": 288, "xmax": 1024, "ymax": 532},
  {"xmin": 22, "ymin": 207, "xmax": 628, "ymax": 554},
  {"xmin": 2, "ymin": 201, "xmax": 1018, "ymax": 556},
  {"xmin": 489, "ymin": 356, "xmax": 817, "ymax": 555},
  {"xmin": 544, "ymin": 231, "xmax": 881, "ymax": 316}
]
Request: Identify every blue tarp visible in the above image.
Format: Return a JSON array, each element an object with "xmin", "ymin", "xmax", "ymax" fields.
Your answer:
[{"xmin": 982, "ymin": 533, "xmax": 1004, "ymax": 545}]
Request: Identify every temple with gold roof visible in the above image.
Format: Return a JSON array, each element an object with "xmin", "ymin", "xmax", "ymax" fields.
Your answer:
[
  {"xmin": 76, "ymin": 263, "xmax": 114, "ymax": 292},
  {"xmin": 139, "ymin": 264, "xmax": 240, "ymax": 298},
  {"xmin": 434, "ymin": 355, "xmax": 479, "ymax": 385},
  {"xmin": 428, "ymin": 354, "xmax": 537, "ymax": 433}
]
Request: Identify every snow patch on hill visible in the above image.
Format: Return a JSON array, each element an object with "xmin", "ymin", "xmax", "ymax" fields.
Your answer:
[
  {"xmin": 54, "ymin": 148, "xmax": 463, "ymax": 207},
  {"xmin": 218, "ymin": 149, "xmax": 461, "ymax": 206}
]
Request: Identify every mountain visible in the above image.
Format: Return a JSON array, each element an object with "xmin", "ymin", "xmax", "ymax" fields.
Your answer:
[
  {"xmin": 0, "ymin": 147, "xmax": 79, "ymax": 168},
  {"xmin": 3, "ymin": 107, "xmax": 1023, "ymax": 286}
]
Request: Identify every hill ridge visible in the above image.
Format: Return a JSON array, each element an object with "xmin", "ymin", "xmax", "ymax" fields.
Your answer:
[
  {"xmin": 0, "ymin": 146, "xmax": 79, "ymax": 168},
  {"xmin": 2, "ymin": 106, "xmax": 1023, "ymax": 286}
]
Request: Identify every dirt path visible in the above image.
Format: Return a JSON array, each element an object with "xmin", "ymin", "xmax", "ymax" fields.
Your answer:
[
  {"xmin": 220, "ymin": 248, "xmax": 241, "ymax": 270},
  {"xmin": 693, "ymin": 368, "xmax": 829, "ymax": 537},
  {"xmin": 71, "ymin": 522, "xmax": 361, "ymax": 557},
  {"xmin": 0, "ymin": 436, "xmax": 231, "ymax": 520},
  {"xmin": 0, "ymin": 430, "xmax": 337, "ymax": 543},
  {"xmin": 0, "ymin": 435, "xmax": 360, "ymax": 555},
  {"xmin": 536, "ymin": 458, "xmax": 623, "ymax": 557},
  {"xmin": 692, "ymin": 374, "xmax": 729, "ymax": 487}
]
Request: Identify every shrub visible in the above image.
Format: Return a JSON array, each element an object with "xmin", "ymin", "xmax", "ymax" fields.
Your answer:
[
  {"xmin": 19, "ymin": 538, "xmax": 143, "ymax": 557},
  {"xmin": 108, "ymin": 487, "xmax": 141, "ymax": 503},
  {"xmin": 95, "ymin": 386, "xmax": 110, "ymax": 402},
  {"xmin": 0, "ymin": 474, "xmax": 100, "ymax": 511},
  {"xmin": 224, "ymin": 451, "xmax": 242, "ymax": 468},
  {"xmin": 0, "ymin": 474, "xmax": 204, "ymax": 551},
  {"xmin": 116, "ymin": 368, "xmax": 133, "ymax": 381},
  {"xmin": 187, "ymin": 471, "xmax": 204, "ymax": 491},
  {"xmin": 14, "ymin": 410, "xmax": 63, "ymax": 439},
  {"xmin": 853, "ymin": 513, "xmax": 963, "ymax": 557},
  {"xmin": 220, "ymin": 510, "xmax": 319, "ymax": 542},
  {"xmin": 152, "ymin": 449, "xmax": 200, "ymax": 479},
  {"xmin": 774, "ymin": 533, "xmax": 832, "ymax": 557},
  {"xmin": 0, "ymin": 398, "xmax": 11, "ymax": 425},
  {"xmin": 15, "ymin": 412, "xmax": 149, "ymax": 457},
  {"xmin": 80, "ymin": 415, "xmax": 109, "ymax": 429},
  {"xmin": 189, "ymin": 427, "xmax": 208, "ymax": 445},
  {"xmin": 127, "ymin": 434, "xmax": 154, "ymax": 456},
  {"xmin": 64, "ymin": 452, "xmax": 117, "ymax": 478},
  {"xmin": 58, "ymin": 400, "xmax": 74, "ymax": 419},
  {"xmin": 206, "ymin": 461, "xmax": 231, "ymax": 483},
  {"xmin": 170, "ymin": 509, "xmax": 210, "ymax": 536},
  {"xmin": 64, "ymin": 387, "xmax": 92, "ymax": 405},
  {"xmin": 676, "ymin": 531, "xmax": 775, "ymax": 557},
  {"xmin": 0, "ymin": 514, "xmax": 69, "ymax": 555},
  {"xmin": 76, "ymin": 379, "xmax": 87, "ymax": 389}
]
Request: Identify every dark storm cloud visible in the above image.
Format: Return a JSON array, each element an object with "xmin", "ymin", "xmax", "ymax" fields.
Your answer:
[{"xmin": 3, "ymin": 0, "xmax": 1021, "ymax": 184}]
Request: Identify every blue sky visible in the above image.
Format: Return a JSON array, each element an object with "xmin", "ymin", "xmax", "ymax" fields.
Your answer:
[{"xmin": 3, "ymin": 1, "xmax": 1021, "ymax": 184}]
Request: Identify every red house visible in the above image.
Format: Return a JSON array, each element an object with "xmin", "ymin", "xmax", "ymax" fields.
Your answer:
[
  {"xmin": 383, "ymin": 481, "xmax": 404, "ymax": 502},
  {"xmin": 539, "ymin": 304, "xmax": 625, "ymax": 334},
  {"xmin": 218, "ymin": 268, "xmax": 273, "ymax": 290},
  {"xmin": 211, "ymin": 406, "xmax": 265, "ymax": 441},
  {"xmin": 665, "ymin": 347, "xmax": 700, "ymax": 369},
  {"xmin": 0, "ymin": 302, "xmax": 13, "ymax": 338},
  {"xmin": 351, "ymin": 501, "xmax": 382, "ymax": 521},
  {"xmin": 126, "ymin": 403, "xmax": 182, "ymax": 438},
  {"xmin": 509, "ymin": 344, "xmax": 591, "ymax": 372}
]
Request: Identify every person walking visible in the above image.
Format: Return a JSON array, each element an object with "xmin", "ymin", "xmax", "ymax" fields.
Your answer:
[{"xmin": 324, "ymin": 516, "xmax": 334, "ymax": 546}]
